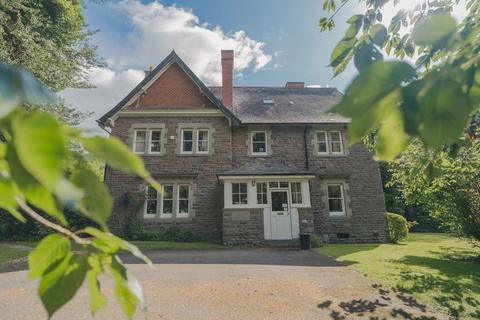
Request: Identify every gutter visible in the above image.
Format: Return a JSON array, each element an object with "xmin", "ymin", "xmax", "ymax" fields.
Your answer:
[{"xmin": 303, "ymin": 126, "xmax": 310, "ymax": 171}]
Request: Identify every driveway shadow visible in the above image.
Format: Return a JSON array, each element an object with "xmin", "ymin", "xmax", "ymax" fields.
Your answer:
[{"xmin": 121, "ymin": 248, "xmax": 344, "ymax": 267}]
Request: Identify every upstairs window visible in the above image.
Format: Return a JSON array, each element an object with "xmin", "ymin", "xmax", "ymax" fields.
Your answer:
[
  {"xmin": 316, "ymin": 130, "xmax": 344, "ymax": 155},
  {"xmin": 196, "ymin": 129, "xmax": 209, "ymax": 153},
  {"xmin": 256, "ymin": 183, "xmax": 268, "ymax": 204},
  {"xmin": 232, "ymin": 183, "xmax": 248, "ymax": 205},
  {"xmin": 251, "ymin": 131, "xmax": 267, "ymax": 155},
  {"xmin": 329, "ymin": 131, "xmax": 343, "ymax": 154},
  {"xmin": 134, "ymin": 130, "xmax": 147, "ymax": 154},
  {"xmin": 327, "ymin": 184, "xmax": 345, "ymax": 215},
  {"xmin": 181, "ymin": 129, "xmax": 194, "ymax": 153},
  {"xmin": 149, "ymin": 130, "xmax": 162, "ymax": 154},
  {"xmin": 290, "ymin": 182, "xmax": 303, "ymax": 204},
  {"xmin": 134, "ymin": 128, "xmax": 163, "ymax": 155}
]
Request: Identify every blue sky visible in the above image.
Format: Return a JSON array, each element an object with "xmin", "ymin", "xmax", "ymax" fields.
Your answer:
[{"xmin": 62, "ymin": 0, "xmax": 425, "ymax": 131}]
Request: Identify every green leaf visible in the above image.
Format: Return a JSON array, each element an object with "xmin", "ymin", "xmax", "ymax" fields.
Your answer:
[
  {"xmin": 71, "ymin": 168, "xmax": 112, "ymax": 228},
  {"xmin": 6, "ymin": 147, "xmax": 66, "ymax": 224},
  {"xmin": 12, "ymin": 112, "xmax": 66, "ymax": 191},
  {"xmin": 347, "ymin": 14, "xmax": 363, "ymax": 24},
  {"xmin": 28, "ymin": 234, "xmax": 70, "ymax": 279},
  {"xmin": 417, "ymin": 79, "xmax": 472, "ymax": 148},
  {"xmin": 370, "ymin": 24, "xmax": 388, "ymax": 46},
  {"xmin": 84, "ymin": 227, "xmax": 152, "ymax": 267},
  {"xmin": 332, "ymin": 61, "xmax": 415, "ymax": 145},
  {"xmin": 354, "ymin": 43, "xmax": 383, "ymax": 72},
  {"xmin": 86, "ymin": 255, "xmax": 107, "ymax": 316},
  {"xmin": 81, "ymin": 136, "xmax": 160, "ymax": 191},
  {"xmin": 412, "ymin": 12, "xmax": 457, "ymax": 46},
  {"xmin": 330, "ymin": 39, "xmax": 355, "ymax": 68},
  {"xmin": 376, "ymin": 103, "xmax": 412, "ymax": 160},
  {"xmin": 38, "ymin": 253, "xmax": 87, "ymax": 318},
  {"xmin": 344, "ymin": 19, "xmax": 362, "ymax": 39},
  {"xmin": 0, "ymin": 64, "xmax": 55, "ymax": 118},
  {"xmin": 107, "ymin": 256, "xmax": 144, "ymax": 319},
  {"xmin": 0, "ymin": 177, "xmax": 24, "ymax": 221}
]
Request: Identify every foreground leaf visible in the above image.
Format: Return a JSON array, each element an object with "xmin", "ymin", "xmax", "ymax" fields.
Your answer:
[
  {"xmin": 12, "ymin": 112, "xmax": 66, "ymax": 191},
  {"xmin": 0, "ymin": 177, "xmax": 24, "ymax": 221},
  {"xmin": 38, "ymin": 253, "xmax": 87, "ymax": 318},
  {"xmin": 28, "ymin": 234, "xmax": 70, "ymax": 279},
  {"xmin": 412, "ymin": 12, "xmax": 457, "ymax": 46},
  {"xmin": 86, "ymin": 255, "xmax": 107, "ymax": 316},
  {"xmin": 376, "ymin": 102, "xmax": 412, "ymax": 160}
]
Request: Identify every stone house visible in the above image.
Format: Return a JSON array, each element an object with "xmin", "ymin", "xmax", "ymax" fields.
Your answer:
[{"xmin": 98, "ymin": 50, "xmax": 387, "ymax": 245}]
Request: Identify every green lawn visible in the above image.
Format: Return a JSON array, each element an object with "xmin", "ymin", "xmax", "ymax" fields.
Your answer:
[
  {"xmin": 129, "ymin": 241, "xmax": 224, "ymax": 251},
  {"xmin": 0, "ymin": 244, "xmax": 29, "ymax": 264},
  {"xmin": 316, "ymin": 233, "xmax": 480, "ymax": 319}
]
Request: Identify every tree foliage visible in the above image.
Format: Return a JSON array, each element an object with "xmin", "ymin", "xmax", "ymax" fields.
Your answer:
[
  {"xmin": 321, "ymin": 0, "xmax": 480, "ymax": 160},
  {"xmin": 0, "ymin": 64, "xmax": 159, "ymax": 318}
]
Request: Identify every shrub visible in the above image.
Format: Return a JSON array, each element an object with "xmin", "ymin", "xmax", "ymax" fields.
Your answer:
[
  {"xmin": 131, "ymin": 226, "xmax": 199, "ymax": 242},
  {"xmin": 310, "ymin": 234, "xmax": 323, "ymax": 248},
  {"xmin": 387, "ymin": 212, "xmax": 409, "ymax": 243}
]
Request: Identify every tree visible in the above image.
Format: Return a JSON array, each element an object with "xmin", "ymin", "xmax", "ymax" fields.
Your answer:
[
  {"xmin": 320, "ymin": 0, "xmax": 480, "ymax": 160},
  {"xmin": 0, "ymin": 0, "xmax": 100, "ymax": 126},
  {"xmin": 0, "ymin": 64, "xmax": 158, "ymax": 319}
]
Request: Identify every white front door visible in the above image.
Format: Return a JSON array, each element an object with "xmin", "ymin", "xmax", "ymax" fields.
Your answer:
[{"xmin": 270, "ymin": 190, "xmax": 293, "ymax": 240}]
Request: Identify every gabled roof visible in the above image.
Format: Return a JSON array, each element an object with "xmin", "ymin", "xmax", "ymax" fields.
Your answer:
[
  {"xmin": 97, "ymin": 51, "xmax": 240, "ymax": 126},
  {"xmin": 217, "ymin": 158, "xmax": 314, "ymax": 177},
  {"xmin": 209, "ymin": 86, "xmax": 349, "ymax": 125}
]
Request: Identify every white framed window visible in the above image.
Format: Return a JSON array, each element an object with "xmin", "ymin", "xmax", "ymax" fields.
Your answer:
[
  {"xmin": 145, "ymin": 186, "xmax": 158, "ymax": 216},
  {"xmin": 133, "ymin": 129, "xmax": 147, "ymax": 154},
  {"xmin": 290, "ymin": 182, "xmax": 303, "ymax": 204},
  {"xmin": 316, "ymin": 131, "xmax": 329, "ymax": 154},
  {"xmin": 327, "ymin": 184, "xmax": 345, "ymax": 216},
  {"xmin": 149, "ymin": 130, "xmax": 162, "ymax": 154},
  {"xmin": 329, "ymin": 131, "xmax": 343, "ymax": 154},
  {"xmin": 232, "ymin": 183, "xmax": 248, "ymax": 205},
  {"xmin": 160, "ymin": 185, "xmax": 173, "ymax": 218},
  {"xmin": 251, "ymin": 131, "xmax": 267, "ymax": 155},
  {"xmin": 196, "ymin": 129, "xmax": 209, "ymax": 153},
  {"xmin": 256, "ymin": 183, "xmax": 268, "ymax": 204},
  {"xmin": 177, "ymin": 185, "xmax": 190, "ymax": 217},
  {"xmin": 181, "ymin": 129, "xmax": 194, "ymax": 154},
  {"xmin": 269, "ymin": 181, "xmax": 279, "ymax": 189}
]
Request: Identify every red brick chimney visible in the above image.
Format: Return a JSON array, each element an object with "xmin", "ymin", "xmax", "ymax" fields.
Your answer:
[
  {"xmin": 221, "ymin": 50, "xmax": 234, "ymax": 108},
  {"xmin": 285, "ymin": 82, "xmax": 305, "ymax": 89}
]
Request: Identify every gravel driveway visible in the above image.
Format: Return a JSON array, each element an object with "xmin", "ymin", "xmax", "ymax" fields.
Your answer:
[{"xmin": 0, "ymin": 249, "xmax": 446, "ymax": 320}]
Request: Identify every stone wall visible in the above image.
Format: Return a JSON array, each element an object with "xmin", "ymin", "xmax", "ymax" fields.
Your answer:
[{"xmin": 222, "ymin": 208, "xmax": 264, "ymax": 246}]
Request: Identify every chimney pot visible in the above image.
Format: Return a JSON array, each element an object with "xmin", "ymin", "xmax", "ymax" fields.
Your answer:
[
  {"xmin": 285, "ymin": 82, "xmax": 305, "ymax": 89},
  {"xmin": 221, "ymin": 50, "xmax": 234, "ymax": 108},
  {"xmin": 144, "ymin": 66, "xmax": 154, "ymax": 78}
]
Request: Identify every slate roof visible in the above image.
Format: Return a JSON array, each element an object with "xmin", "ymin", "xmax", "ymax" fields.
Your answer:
[
  {"xmin": 209, "ymin": 86, "xmax": 349, "ymax": 125},
  {"xmin": 218, "ymin": 159, "xmax": 314, "ymax": 177}
]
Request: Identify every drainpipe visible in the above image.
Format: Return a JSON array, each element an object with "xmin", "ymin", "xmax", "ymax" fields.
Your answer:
[{"xmin": 303, "ymin": 126, "xmax": 309, "ymax": 171}]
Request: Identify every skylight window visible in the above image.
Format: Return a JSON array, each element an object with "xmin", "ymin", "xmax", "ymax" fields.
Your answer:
[{"xmin": 263, "ymin": 98, "xmax": 275, "ymax": 105}]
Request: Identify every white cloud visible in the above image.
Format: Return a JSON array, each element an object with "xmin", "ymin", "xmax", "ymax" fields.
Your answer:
[{"xmin": 61, "ymin": 0, "xmax": 272, "ymax": 131}]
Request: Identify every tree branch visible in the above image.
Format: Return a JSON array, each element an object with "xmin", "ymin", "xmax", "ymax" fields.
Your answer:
[{"xmin": 16, "ymin": 197, "xmax": 91, "ymax": 245}]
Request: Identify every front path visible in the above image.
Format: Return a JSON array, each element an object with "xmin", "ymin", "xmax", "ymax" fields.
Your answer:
[{"xmin": 0, "ymin": 249, "xmax": 446, "ymax": 319}]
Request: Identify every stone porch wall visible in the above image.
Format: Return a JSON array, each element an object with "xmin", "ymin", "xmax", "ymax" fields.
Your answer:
[{"xmin": 223, "ymin": 208, "xmax": 264, "ymax": 246}]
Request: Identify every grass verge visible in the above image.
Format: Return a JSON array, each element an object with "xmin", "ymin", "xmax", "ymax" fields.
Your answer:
[
  {"xmin": 315, "ymin": 233, "xmax": 480, "ymax": 319},
  {"xmin": 130, "ymin": 241, "xmax": 224, "ymax": 251}
]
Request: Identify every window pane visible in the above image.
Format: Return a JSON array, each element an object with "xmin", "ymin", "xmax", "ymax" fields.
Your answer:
[
  {"xmin": 279, "ymin": 181, "xmax": 289, "ymax": 188},
  {"xmin": 317, "ymin": 132, "xmax": 326, "ymax": 142},
  {"xmin": 183, "ymin": 130, "xmax": 193, "ymax": 141},
  {"xmin": 178, "ymin": 200, "xmax": 189, "ymax": 213},
  {"xmin": 232, "ymin": 194, "xmax": 240, "ymax": 204},
  {"xmin": 240, "ymin": 193, "xmax": 248, "ymax": 204},
  {"xmin": 262, "ymin": 194, "xmax": 268, "ymax": 204},
  {"xmin": 252, "ymin": 142, "xmax": 266, "ymax": 153},
  {"xmin": 163, "ymin": 185, "xmax": 173, "ymax": 199},
  {"xmin": 197, "ymin": 141, "xmax": 209, "ymax": 152},
  {"xmin": 183, "ymin": 141, "xmax": 193, "ymax": 152},
  {"xmin": 134, "ymin": 130, "xmax": 147, "ymax": 153},
  {"xmin": 252, "ymin": 132, "xmax": 266, "ymax": 142},
  {"xmin": 151, "ymin": 131, "xmax": 161, "ymax": 140},
  {"xmin": 331, "ymin": 142, "xmax": 342, "ymax": 153},
  {"xmin": 269, "ymin": 181, "xmax": 279, "ymax": 188},
  {"xmin": 232, "ymin": 183, "xmax": 239, "ymax": 193},
  {"xmin": 147, "ymin": 186, "xmax": 157, "ymax": 199},
  {"xmin": 328, "ymin": 185, "xmax": 342, "ymax": 198},
  {"xmin": 329, "ymin": 132, "xmax": 341, "ymax": 142},
  {"xmin": 179, "ymin": 185, "xmax": 189, "ymax": 198},
  {"xmin": 329, "ymin": 199, "xmax": 343, "ymax": 212},
  {"xmin": 240, "ymin": 183, "xmax": 247, "ymax": 193},
  {"xmin": 318, "ymin": 142, "xmax": 327, "ymax": 153},
  {"xmin": 198, "ymin": 130, "xmax": 208, "ymax": 141},
  {"xmin": 162, "ymin": 200, "xmax": 173, "ymax": 214},
  {"xmin": 146, "ymin": 200, "xmax": 157, "ymax": 214}
]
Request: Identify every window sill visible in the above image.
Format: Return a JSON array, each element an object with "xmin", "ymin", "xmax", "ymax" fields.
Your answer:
[
  {"xmin": 315, "ymin": 154, "xmax": 347, "ymax": 158},
  {"xmin": 177, "ymin": 153, "xmax": 211, "ymax": 157},
  {"xmin": 328, "ymin": 213, "xmax": 348, "ymax": 218}
]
